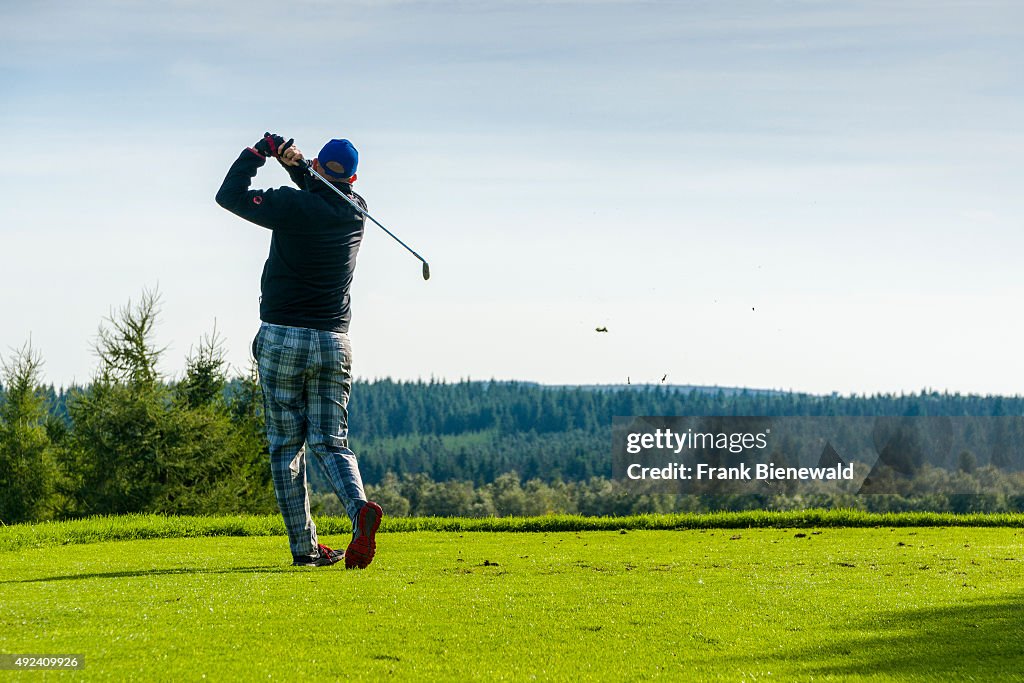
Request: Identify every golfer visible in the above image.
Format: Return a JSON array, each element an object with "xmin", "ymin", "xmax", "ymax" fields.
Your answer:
[{"xmin": 216, "ymin": 133, "xmax": 383, "ymax": 568}]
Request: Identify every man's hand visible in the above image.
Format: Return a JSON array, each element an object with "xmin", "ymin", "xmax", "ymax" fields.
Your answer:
[
  {"xmin": 253, "ymin": 132, "xmax": 288, "ymax": 159},
  {"xmin": 279, "ymin": 142, "xmax": 304, "ymax": 168}
]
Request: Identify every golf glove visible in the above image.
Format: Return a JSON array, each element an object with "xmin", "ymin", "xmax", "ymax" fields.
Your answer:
[{"xmin": 253, "ymin": 132, "xmax": 292, "ymax": 159}]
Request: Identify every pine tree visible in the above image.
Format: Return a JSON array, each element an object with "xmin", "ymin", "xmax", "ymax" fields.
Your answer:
[
  {"xmin": 0, "ymin": 342, "xmax": 58, "ymax": 523},
  {"xmin": 63, "ymin": 290, "xmax": 170, "ymax": 514}
]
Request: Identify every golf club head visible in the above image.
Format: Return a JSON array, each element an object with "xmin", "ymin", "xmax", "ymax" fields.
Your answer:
[{"xmin": 422, "ymin": 262, "xmax": 431, "ymax": 280}]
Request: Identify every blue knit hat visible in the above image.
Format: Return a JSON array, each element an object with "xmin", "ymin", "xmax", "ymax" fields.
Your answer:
[{"xmin": 317, "ymin": 139, "xmax": 358, "ymax": 180}]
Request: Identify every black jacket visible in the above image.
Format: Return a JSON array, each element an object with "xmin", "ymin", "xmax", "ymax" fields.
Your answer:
[{"xmin": 215, "ymin": 149, "xmax": 366, "ymax": 333}]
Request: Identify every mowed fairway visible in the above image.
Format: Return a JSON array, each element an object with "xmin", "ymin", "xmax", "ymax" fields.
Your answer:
[{"xmin": 2, "ymin": 526, "xmax": 1023, "ymax": 681}]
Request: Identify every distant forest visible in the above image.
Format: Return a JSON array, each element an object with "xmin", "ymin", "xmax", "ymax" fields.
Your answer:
[
  {"xmin": 16, "ymin": 376, "xmax": 1024, "ymax": 488},
  {"xmin": 3, "ymin": 289, "xmax": 1024, "ymax": 524}
]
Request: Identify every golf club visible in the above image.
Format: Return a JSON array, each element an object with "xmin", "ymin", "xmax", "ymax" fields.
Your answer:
[{"xmin": 301, "ymin": 159, "xmax": 431, "ymax": 281}]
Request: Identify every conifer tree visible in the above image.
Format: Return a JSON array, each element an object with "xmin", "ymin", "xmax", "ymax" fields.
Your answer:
[{"xmin": 0, "ymin": 342, "xmax": 58, "ymax": 523}]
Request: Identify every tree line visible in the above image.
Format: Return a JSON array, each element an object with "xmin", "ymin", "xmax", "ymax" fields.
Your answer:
[
  {"xmin": 3, "ymin": 289, "xmax": 1024, "ymax": 524},
  {"xmin": 331, "ymin": 470, "xmax": 1024, "ymax": 519},
  {"xmin": 0, "ymin": 291, "xmax": 275, "ymax": 525}
]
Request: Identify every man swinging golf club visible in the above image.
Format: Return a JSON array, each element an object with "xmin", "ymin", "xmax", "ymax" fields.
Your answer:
[{"xmin": 216, "ymin": 132, "xmax": 382, "ymax": 568}]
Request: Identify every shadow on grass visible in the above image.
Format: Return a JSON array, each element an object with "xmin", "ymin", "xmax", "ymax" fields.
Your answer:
[
  {"xmin": 1, "ymin": 565, "xmax": 308, "ymax": 584},
  {"xmin": 757, "ymin": 593, "xmax": 1024, "ymax": 678}
]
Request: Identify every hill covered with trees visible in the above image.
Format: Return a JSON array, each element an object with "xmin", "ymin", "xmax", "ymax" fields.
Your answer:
[{"xmin": 3, "ymin": 290, "xmax": 1024, "ymax": 524}]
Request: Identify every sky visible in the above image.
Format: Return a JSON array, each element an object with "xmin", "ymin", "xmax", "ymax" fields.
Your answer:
[{"xmin": 2, "ymin": 0, "xmax": 1022, "ymax": 396}]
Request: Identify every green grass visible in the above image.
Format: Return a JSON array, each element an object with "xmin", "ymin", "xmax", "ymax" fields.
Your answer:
[
  {"xmin": 3, "ymin": 510, "xmax": 1024, "ymax": 553},
  {"xmin": 1, "ymin": 523, "xmax": 1023, "ymax": 680}
]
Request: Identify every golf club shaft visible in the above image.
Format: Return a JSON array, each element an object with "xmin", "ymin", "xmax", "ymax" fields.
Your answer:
[{"xmin": 302, "ymin": 160, "xmax": 430, "ymax": 268}]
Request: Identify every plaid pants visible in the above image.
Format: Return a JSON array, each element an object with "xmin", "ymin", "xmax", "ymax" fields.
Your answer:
[{"xmin": 253, "ymin": 322, "xmax": 367, "ymax": 557}]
